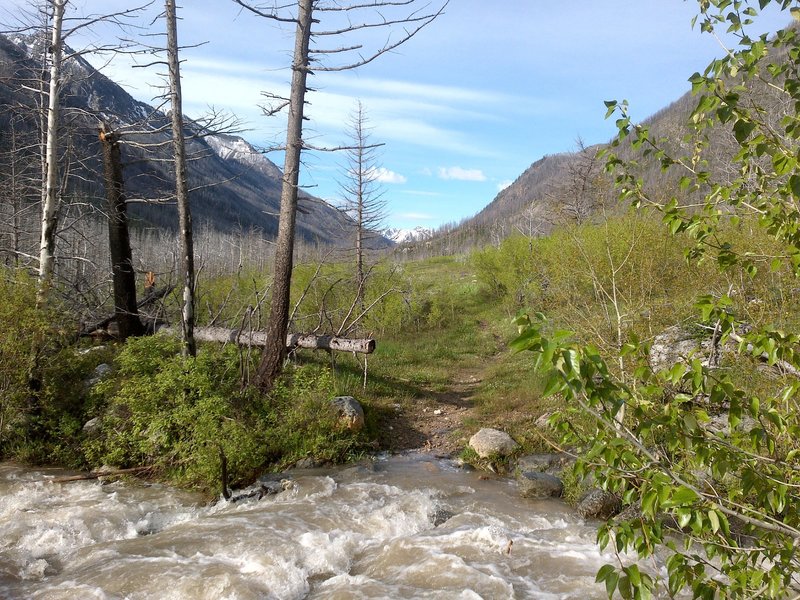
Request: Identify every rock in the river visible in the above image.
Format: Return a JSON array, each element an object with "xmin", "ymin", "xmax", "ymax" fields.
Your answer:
[
  {"xmin": 331, "ymin": 396, "xmax": 365, "ymax": 431},
  {"xmin": 576, "ymin": 488, "xmax": 622, "ymax": 520},
  {"xmin": 518, "ymin": 471, "xmax": 564, "ymax": 499},
  {"xmin": 293, "ymin": 457, "xmax": 327, "ymax": 469},
  {"xmin": 468, "ymin": 428, "xmax": 519, "ymax": 459},
  {"xmin": 614, "ymin": 501, "xmax": 643, "ymax": 522},
  {"xmin": 429, "ymin": 507, "xmax": 455, "ymax": 527}
]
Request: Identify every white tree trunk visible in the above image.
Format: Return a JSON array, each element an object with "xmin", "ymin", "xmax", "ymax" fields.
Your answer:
[{"xmin": 37, "ymin": 0, "xmax": 67, "ymax": 303}]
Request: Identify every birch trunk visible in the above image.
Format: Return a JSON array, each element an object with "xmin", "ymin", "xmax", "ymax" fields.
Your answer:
[{"xmin": 37, "ymin": 0, "xmax": 67, "ymax": 304}]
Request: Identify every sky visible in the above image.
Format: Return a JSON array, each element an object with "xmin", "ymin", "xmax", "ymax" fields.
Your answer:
[{"xmin": 0, "ymin": 1, "xmax": 793, "ymax": 231}]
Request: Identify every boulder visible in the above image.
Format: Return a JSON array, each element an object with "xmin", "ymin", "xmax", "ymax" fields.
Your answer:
[
  {"xmin": 516, "ymin": 453, "xmax": 572, "ymax": 475},
  {"xmin": 576, "ymin": 488, "xmax": 622, "ymax": 520},
  {"xmin": 649, "ymin": 326, "xmax": 711, "ymax": 372},
  {"xmin": 331, "ymin": 396, "xmax": 365, "ymax": 431},
  {"xmin": 429, "ymin": 507, "xmax": 455, "ymax": 527},
  {"xmin": 518, "ymin": 471, "xmax": 563, "ymax": 499},
  {"xmin": 614, "ymin": 501, "xmax": 643, "ymax": 522},
  {"xmin": 82, "ymin": 417, "xmax": 101, "ymax": 435},
  {"xmin": 293, "ymin": 457, "xmax": 328, "ymax": 469},
  {"xmin": 85, "ymin": 363, "xmax": 112, "ymax": 388},
  {"xmin": 468, "ymin": 428, "xmax": 519, "ymax": 459}
]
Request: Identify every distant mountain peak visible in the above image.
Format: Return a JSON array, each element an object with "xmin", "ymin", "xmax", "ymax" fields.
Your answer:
[
  {"xmin": 205, "ymin": 134, "xmax": 284, "ymax": 181},
  {"xmin": 384, "ymin": 226, "xmax": 434, "ymax": 244}
]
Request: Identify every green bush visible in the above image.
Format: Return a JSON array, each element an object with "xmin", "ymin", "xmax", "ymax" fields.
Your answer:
[
  {"xmin": 85, "ymin": 336, "xmax": 362, "ymax": 492},
  {"xmin": 0, "ymin": 269, "xmax": 90, "ymax": 464}
]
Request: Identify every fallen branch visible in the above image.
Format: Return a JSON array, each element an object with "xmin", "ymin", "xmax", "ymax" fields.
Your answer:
[
  {"xmin": 50, "ymin": 465, "xmax": 152, "ymax": 484},
  {"xmin": 79, "ymin": 284, "xmax": 175, "ymax": 337}
]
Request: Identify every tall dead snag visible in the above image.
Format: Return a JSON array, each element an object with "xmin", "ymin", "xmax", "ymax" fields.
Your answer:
[
  {"xmin": 234, "ymin": 0, "xmax": 448, "ymax": 393},
  {"xmin": 37, "ymin": 0, "xmax": 67, "ymax": 305},
  {"xmin": 251, "ymin": 0, "xmax": 314, "ymax": 390},
  {"xmin": 99, "ymin": 123, "xmax": 144, "ymax": 341},
  {"xmin": 165, "ymin": 0, "xmax": 196, "ymax": 357},
  {"xmin": 339, "ymin": 101, "xmax": 387, "ymax": 310}
]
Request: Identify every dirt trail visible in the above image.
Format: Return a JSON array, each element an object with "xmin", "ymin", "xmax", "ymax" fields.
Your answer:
[{"xmin": 376, "ymin": 364, "xmax": 490, "ymax": 457}]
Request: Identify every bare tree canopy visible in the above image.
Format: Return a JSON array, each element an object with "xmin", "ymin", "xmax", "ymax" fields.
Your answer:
[{"xmin": 235, "ymin": 0, "xmax": 447, "ymax": 392}]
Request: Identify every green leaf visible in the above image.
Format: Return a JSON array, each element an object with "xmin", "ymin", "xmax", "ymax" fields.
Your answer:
[
  {"xmin": 790, "ymin": 174, "xmax": 800, "ymax": 199},
  {"xmin": 541, "ymin": 373, "xmax": 564, "ymax": 398},
  {"xmin": 708, "ymin": 509, "xmax": 720, "ymax": 534},
  {"xmin": 671, "ymin": 486, "xmax": 699, "ymax": 505},
  {"xmin": 733, "ymin": 119, "xmax": 756, "ymax": 142}
]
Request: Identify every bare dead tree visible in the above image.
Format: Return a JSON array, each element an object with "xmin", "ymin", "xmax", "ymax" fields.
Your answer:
[
  {"xmin": 37, "ymin": 0, "xmax": 66, "ymax": 305},
  {"xmin": 234, "ymin": 0, "xmax": 448, "ymax": 393},
  {"xmin": 548, "ymin": 138, "xmax": 608, "ymax": 225},
  {"xmin": 99, "ymin": 121, "xmax": 145, "ymax": 341},
  {"xmin": 164, "ymin": 0, "xmax": 195, "ymax": 357},
  {"xmin": 338, "ymin": 100, "xmax": 387, "ymax": 310}
]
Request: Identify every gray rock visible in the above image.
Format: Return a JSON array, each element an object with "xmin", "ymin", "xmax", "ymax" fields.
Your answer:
[
  {"xmin": 649, "ymin": 326, "xmax": 710, "ymax": 371},
  {"xmin": 331, "ymin": 396, "xmax": 365, "ymax": 431},
  {"xmin": 576, "ymin": 488, "xmax": 622, "ymax": 520},
  {"xmin": 429, "ymin": 507, "xmax": 455, "ymax": 527},
  {"xmin": 293, "ymin": 457, "xmax": 325, "ymax": 469},
  {"xmin": 649, "ymin": 325, "xmax": 742, "ymax": 372},
  {"xmin": 518, "ymin": 471, "xmax": 564, "ymax": 499},
  {"xmin": 82, "ymin": 417, "xmax": 101, "ymax": 435},
  {"xmin": 468, "ymin": 428, "xmax": 519, "ymax": 459},
  {"xmin": 704, "ymin": 412, "xmax": 757, "ymax": 435},
  {"xmin": 85, "ymin": 363, "xmax": 112, "ymax": 388},
  {"xmin": 516, "ymin": 453, "xmax": 572, "ymax": 474},
  {"xmin": 614, "ymin": 501, "xmax": 642, "ymax": 522}
]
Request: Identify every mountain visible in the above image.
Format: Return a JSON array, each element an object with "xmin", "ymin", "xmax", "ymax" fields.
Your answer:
[
  {"xmin": 383, "ymin": 226, "xmax": 434, "ymax": 244},
  {"xmin": 0, "ymin": 33, "xmax": 391, "ymax": 248},
  {"xmin": 414, "ymin": 69, "xmax": 757, "ymax": 256}
]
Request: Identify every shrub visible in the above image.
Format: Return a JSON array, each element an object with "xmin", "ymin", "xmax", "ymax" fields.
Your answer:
[{"xmin": 85, "ymin": 336, "xmax": 362, "ymax": 492}]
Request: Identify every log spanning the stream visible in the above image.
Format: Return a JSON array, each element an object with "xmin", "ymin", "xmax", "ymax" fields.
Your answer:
[{"xmin": 159, "ymin": 326, "xmax": 376, "ymax": 354}]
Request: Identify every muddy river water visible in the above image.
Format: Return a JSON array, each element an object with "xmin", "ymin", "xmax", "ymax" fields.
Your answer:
[{"xmin": 0, "ymin": 454, "xmax": 624, "ymax": 599}]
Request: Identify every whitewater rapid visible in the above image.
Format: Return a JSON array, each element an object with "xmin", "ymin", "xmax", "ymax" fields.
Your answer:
[{"xmin": 0, "ymin": 455, "xmax": 614, "ymax": 599}]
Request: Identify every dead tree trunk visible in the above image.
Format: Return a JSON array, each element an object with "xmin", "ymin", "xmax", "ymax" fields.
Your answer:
[
  {"xmin": 165, "ymin": 0, "xmax": 196, "ymax": 358},
  {"xmin": 99, "ymin": 122, "xmax": 144, "ymax": 341},
  {"xmin": 37, "ymin": 0, "xmax": 67, "ymax": 304},
  {"xmin": 254, "ymin": 0, "xmax": 314, "ymax": 392}
]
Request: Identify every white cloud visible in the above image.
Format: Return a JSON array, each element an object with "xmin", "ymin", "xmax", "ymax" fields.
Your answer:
[
  {"xmin": 370, "ymin": 167, "xmax": 407, "ymax": 184},
  {"xmin": 497, "ymin": 180, "xmax": 513, "ymax": 191},
  {"xmin": 437, "ymin": 167, "xmax": 487, "ymax": 182}
]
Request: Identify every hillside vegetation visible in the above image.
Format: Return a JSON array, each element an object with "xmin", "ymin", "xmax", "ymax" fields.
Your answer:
[{"xmin": 4, "ymin": 1, "xmax": 800, "ymax": 598}]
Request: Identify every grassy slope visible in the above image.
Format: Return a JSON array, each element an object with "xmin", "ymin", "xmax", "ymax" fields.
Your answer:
[{"xmin": 322, "ymin": 212, "xmax": 800, "ymax": 458}]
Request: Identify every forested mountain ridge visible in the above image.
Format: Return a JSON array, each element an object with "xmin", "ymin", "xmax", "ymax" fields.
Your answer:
[
  {"xmin": 0, "ymin": 32, "xmax": 389, "ymax": 247},
  {"xmin": 412, "ymin": 60, "xmax": 765, "ymax": 257}
]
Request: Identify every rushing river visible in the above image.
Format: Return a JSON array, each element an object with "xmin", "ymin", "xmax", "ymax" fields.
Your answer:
[{"xmin": 0, "ymin": 454, "xmax": 618, "ymax": 599}]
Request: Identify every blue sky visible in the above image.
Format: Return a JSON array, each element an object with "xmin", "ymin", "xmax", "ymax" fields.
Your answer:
[{"xmin": 0, "ymin": 1, "xmax": 792, "ymax": 230}]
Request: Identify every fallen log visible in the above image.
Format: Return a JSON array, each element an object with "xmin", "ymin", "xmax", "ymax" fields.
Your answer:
[{"xmin": 158, "ymin": 325, "xmax": 376, "ymax": 354}]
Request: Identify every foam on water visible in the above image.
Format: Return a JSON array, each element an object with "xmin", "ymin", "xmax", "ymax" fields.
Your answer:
[{"xmin": 0, "ymin": 457, "xmax": 615, "ymax": 599}]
